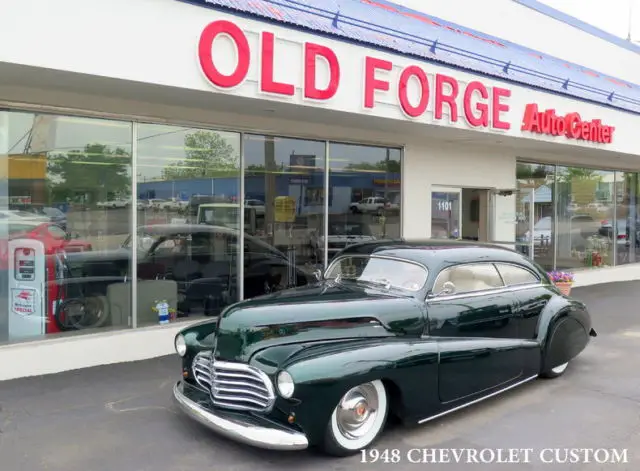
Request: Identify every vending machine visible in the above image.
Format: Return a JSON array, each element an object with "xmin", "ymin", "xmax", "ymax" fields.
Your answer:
[{"xmin": 7, "ymin": 238, "xmax": 63, "ymax": 340}]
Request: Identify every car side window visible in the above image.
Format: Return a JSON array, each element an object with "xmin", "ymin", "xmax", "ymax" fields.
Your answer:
[
  {"xmin": 494, "ymin": 263, "xmax": 539, "ymax": 286},
  {"xmin": 432, "ymin": 263, "xmax": 504, "ymax": 296}
]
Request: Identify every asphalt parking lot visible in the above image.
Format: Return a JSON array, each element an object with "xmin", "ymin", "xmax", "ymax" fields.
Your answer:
[{"xmin": 1, "ymin": 282, "xmax": 640, "ymax": 471}]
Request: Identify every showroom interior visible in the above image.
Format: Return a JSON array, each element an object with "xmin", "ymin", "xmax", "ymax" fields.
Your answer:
[{"xmin": 2, "ymin": 108, "xmax": 639, "ymax": 346}]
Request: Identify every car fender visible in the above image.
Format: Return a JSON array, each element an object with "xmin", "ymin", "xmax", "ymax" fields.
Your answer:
[
  {"xmin": 535, "ymin": 294, "xmax": 589, "ymax": 343},
  {"xmin": 256, "ymin": 338, "xmax": 439, "ymax": 446},
  {"xmin": 535, "ymin": 293, "xmax": 592, "ymax": 370}
]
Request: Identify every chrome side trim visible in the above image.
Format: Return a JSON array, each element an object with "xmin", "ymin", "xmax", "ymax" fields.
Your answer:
[
  {"xmin": 427, "ymin": 282, "xmax": 553, "ymax": 302},
  {"xmin": 172, "ymin": 381, "xmax": 308, "ymax": 451},
  {"xmin": 417, "ymin": 374, "xmax": 538, "ymax": 424}
]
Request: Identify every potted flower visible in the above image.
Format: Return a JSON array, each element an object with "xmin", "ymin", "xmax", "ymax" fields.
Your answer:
[{"xmin": 547, "ymin": 271, "xmax": 575, "ymax": 295}]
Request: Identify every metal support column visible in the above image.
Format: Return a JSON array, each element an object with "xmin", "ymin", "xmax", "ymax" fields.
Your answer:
[
  {"xmin": 130, "ymin": 122, "xmax": 139, "ymax": 329},
  {"xmin": 323, "ymin": 141, "xmax": 330, "ymax": 269},
  {"xmin": 238, "ymin": 133, "xmax": 245, "ymax": 300}
]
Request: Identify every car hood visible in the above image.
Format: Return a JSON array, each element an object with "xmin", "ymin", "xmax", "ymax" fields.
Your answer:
[{"xmin": 210, "ymin": 281, "xmax": 426, "ymax": 362}]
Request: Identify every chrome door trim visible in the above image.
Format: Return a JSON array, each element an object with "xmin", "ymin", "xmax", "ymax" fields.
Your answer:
[
  {"xmin": 426, "ymin": 282, "xmax": 551, "ymax": 303},
  {"xmin": 417, "ymin": 374, "xmax": 538, "ymax": 424}
]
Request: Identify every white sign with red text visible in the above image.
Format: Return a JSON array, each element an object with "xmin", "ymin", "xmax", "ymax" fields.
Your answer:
[
  {"xmin": 197, "ymin": 19, "xmax": 512, "ymax": 132},
  {"xmin": 0, "ymin": 0, "xmax": 635, "ymax": 153},
  {"xmin": 11, "ymin": 288, "xmax": 37, "ymax": 315}
]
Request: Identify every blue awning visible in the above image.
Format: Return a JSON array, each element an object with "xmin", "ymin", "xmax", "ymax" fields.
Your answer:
[{"xmin": 181, "ymin": 0, "xmax": 640, "ymax": 115}]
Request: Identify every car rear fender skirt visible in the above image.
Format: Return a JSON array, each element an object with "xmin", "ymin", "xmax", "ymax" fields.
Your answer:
[
  {"xmin": 275, "ymin": 339, "xmax": 439, "ymax": 446},
  {"xmin": 535, "ymin": 294, "xmax": 589, "ymax": 345},
  {"xmin": 541, "ymin": 316, "xmax": 590, "ymax": 372}
]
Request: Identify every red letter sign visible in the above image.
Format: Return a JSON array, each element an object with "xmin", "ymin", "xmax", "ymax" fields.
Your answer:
[
  {"xmin": 260, "ymin": 32, "xmax": 295, "ymax": 96},
  {"xmin": 521, "ymin": 104, "xmax": 614, "ymax": 143},
  {"xmin": 304, "ymin": 43, "xmax": 341, "ymax": 100},
  {"xmin": 364, "ymin": 57, "xmax": 393, "ymax": 109},
  {"xmin": 199, "ymin": 20, "xmax": 250, "ymax": 88},
  {"xmin": 492, "ymin": 87, "xmax": 511, "ymax": 130},
  {"xmin": 398, "ymin": 65, "xmax": 429, "ymax": 118},
  {"xmin": 435, "ymin": 74, "xmax": 459, "ymax": 122},
  {"xmin": 463, "ymin": 81, "xmax": 489, "ymax": 127}
]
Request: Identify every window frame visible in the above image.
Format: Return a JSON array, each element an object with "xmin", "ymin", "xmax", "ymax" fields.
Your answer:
[
  {"xmin": 430, "ymin": 262, "xmax": 506, "ymax": 298},
  {"xmin": 493, "ymin": 262, "xmax": 541, "ymax": 287},
  {"xmin": 325, "ymin": 254, "xmax": 429, "ymax": 293}
]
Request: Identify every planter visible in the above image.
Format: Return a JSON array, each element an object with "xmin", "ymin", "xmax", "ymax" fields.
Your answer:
[{"xmin": 555, "ymin": 282, "xmax": 573, "ymax": 296}]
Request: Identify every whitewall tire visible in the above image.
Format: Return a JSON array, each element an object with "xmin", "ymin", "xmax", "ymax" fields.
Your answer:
[
  {"xmin": 540, "ymin": 361, "xmax": 569, "ymax": 379},
  {"xmin": 322, "ymin": 380, "xmax": 389, "ymax": 456}
]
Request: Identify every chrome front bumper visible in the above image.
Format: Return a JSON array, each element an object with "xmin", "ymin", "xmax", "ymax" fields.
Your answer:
[{"xmin": 172, "ymin": 381, "xmax": 309, "ymax": 451}]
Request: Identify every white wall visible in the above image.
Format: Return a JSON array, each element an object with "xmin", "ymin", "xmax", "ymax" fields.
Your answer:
[
  {"xmin": 403, "ymin": 141, "xmax": 516, "ymax": 242},
  {"xmin": 393, "ymin": 0, "xmax": 640, "ymax": 85}
]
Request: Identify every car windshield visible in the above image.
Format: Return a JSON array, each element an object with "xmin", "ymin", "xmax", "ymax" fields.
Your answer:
[
  {"xmin": 328, "ymin": 221, "xmax": 371, "ymax": 236},
  {"xmin": 325, "ymin": 255, "xmax": 428, "ymax": 292}
]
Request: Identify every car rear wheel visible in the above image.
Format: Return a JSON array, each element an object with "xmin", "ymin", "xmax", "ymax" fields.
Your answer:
[
  {"xmin": 540, "ymin": 361, "xmax": 569, "ymax": 379},
  {"xmin": 322, "ymin": 380, "xmax": 388, "ymax": 456}
]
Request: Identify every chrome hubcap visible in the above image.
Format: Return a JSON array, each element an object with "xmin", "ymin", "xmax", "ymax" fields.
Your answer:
[{"xmin": 335, "ymin": 383, "xmax": 379, "ymax": 440}]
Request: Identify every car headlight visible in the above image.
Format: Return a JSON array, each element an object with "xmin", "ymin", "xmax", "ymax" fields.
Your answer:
[
  {"xmin": 276, "ymin": 370, "xmax": 295, "ymax": 399},
  {"xmin": 175, "ymin": 334, "xmax": 187, "ymax": 357}
]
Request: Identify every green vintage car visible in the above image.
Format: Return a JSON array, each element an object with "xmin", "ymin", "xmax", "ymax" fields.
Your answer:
[{"xmin": 172, "ymin": 239, "xmax": 596, "ymax": 456}]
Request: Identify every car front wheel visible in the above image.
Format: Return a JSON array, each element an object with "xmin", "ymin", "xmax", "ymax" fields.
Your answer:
[{"xmin": 322, "ymin": 380, "xmax": 388, "ymax": 456}]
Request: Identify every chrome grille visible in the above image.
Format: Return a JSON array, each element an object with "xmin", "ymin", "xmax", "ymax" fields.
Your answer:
[
  {"xmin": 191, "ymin": 351, "xmax": 276, "ymax": 413},
  {"xmin": 192, "ymin": 352, "xmax": 214, "ymax": 390}
]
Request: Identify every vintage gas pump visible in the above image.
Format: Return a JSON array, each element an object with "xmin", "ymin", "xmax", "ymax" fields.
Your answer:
[{"xmin": 7, "ymin": 238, "xmax": 63, "ymax": 340}]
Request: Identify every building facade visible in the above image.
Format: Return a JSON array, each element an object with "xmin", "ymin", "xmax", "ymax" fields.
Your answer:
[{"xmin": 1, "ymin": 0, "xmax": 640, "ymax": 379}]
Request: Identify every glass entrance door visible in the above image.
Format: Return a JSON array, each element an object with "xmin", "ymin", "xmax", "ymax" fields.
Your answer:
[
  {"xmin": 489, "ymin": 188, "xmax": 537, "ymax": 260},
  {"xmin": 431, "ymin": 188, "xmax": 461, "ymax": 239}
]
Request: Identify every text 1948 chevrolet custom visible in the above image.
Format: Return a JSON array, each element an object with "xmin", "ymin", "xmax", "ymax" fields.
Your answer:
[{"xmin": 172, "ymin": 240, "xmax": 596, "ymax": 456}]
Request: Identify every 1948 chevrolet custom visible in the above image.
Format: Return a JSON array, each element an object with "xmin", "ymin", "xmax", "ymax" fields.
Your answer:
[{"xmin": 172, "ymin": 240, "xmax": 596, "ymax": 456}]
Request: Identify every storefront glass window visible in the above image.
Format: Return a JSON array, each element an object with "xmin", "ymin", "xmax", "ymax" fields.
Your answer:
[
  {"xmin": 328, "ymin": 143, "xmax": 401, "ymax": 264},
  {"xmin": 242, "ymin": 134, "xmax": 324, "ymax": 297},
  {"xmin": 0, "ymin": 111, "xmax": 133, "ymax": 344},
  {"xmin": 555, "ymin": 166, "xmax": 615, "ymax": 269},
  {"xmin": 136, "ymin": 124, "xmax": 241, "ymax": 325},
  {"xmin": 613, "ymin": 172, "xmax": 639, "ymax": 265},
  {"xmin": 515, "ymin": 163, "xmax": 555, "ymax": 270}
]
